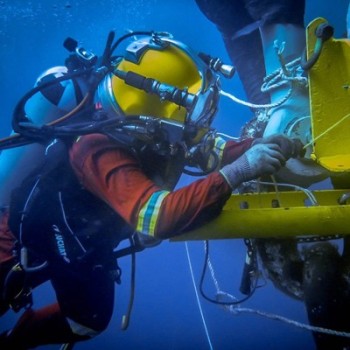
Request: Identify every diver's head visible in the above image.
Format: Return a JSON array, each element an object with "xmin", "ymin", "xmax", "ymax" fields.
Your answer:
[{"xmin": 97, "ymin": 33, "xmax": 221, "ymax": 162}]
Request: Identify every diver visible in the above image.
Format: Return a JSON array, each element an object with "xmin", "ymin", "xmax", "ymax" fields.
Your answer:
[
  {"xmin": 0, "ymin": 30, "xmax": 302, "ymax": 349},
  {"xmin": 195, "ymin": 0, "xmax": 350, "ymax": 349}
]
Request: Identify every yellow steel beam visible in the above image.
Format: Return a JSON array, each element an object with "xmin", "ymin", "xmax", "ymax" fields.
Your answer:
[{"xmin": 172, "ymin": 189, "xmax": 350, "ymax": 241}]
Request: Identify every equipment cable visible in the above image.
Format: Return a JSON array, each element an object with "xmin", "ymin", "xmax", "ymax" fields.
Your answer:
[
  {"xmin": 204, "ymin": 241, "xmax": 350, "ymax": 340},
  {"xmin": 199, "ymin": 241, "xmax": 258, "ymax": 306}
]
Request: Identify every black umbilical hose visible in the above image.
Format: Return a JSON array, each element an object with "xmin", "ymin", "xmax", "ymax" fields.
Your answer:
[
  {"xmin": 12, "ymin": 69, "xmax": 93, "ymax": 133},
  {"xmin": 301, "ymin": 22, "xmax": 334, "ymax": 71},
  {"xmin": 183, "ymin": 150, "xmax": 219, "ymax": 176},
  {"xmin": 199, "ymin": 240, "xmax": 258, "ymax": 306},
  {"xmin": 110, "ymin": 30, "xmax": 155, "ymax": 55}
]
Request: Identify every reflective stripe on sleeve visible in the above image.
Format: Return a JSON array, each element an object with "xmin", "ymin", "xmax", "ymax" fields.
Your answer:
[
  {"xmin": 136, "ymin": 190, "xmax": 170, "ymax": 236},
  {"xmin": 213, "ymin": 137, "xmax": 227, "ymax": 167}
]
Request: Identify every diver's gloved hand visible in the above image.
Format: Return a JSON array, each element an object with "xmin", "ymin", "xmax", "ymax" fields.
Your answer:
[
  {"xmin": 220, "ymin": 143, "xmax": 286, "ymax": 189},
  {"xmin": 253, "ymin": 134, "xmax": 305, "ymax": 159}
]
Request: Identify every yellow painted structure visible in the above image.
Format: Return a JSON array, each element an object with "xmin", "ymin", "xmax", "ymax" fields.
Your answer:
[
  {"xmin": 307, "ymin": 18, "xmax": 350, "ymax": 173},
  {"xmin": 174, "ymin": 18, "xmax": 350, "ymax": 242},
  {"xmin": 172, "ymin": 189, "xmax": 350, "ymax": 241}
]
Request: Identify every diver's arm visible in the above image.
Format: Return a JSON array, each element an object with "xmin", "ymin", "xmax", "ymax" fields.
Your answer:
[
  {"xmin": 69, "ymin": 134, "xmax": 235, "ymax": 239},
  {"xmin": 70, "ymin": 133, "xmax": 295, "ymax": 239}
]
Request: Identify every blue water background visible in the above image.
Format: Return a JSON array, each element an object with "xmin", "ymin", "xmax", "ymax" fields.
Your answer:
[{"xmin": 0, "ymin": 1, "xmax": 349, "ymax": 349}]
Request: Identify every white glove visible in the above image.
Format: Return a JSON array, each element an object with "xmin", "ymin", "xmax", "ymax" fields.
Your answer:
[{"xmin": 220, "ymin": 143, "xmax": 286, "ymax": 189}]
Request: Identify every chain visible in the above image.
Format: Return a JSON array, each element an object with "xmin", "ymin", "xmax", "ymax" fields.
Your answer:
[
  {"xmin": 247, "ymin": 234, "xmax": 343, "ymax": 246},
  {"xmin": 296, "ymin": 234, "xmax": 344, "ymax": 244}
]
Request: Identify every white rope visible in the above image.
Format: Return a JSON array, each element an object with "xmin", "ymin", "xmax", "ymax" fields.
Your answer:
[
  {"xmin": 205, "ymin": 242, "xmax": 239, "ymax": 304},
  {"xmin": 185, "ymin": 242, "xmax": 214, "ymax": 350},
  {"xmin": 220, "ymin": 88, "xmax": 292, "ymax": 110},
  {"xmin": 207, "ymin": 254, "xmax": 220, "ymax": 293},
  {"xmin": 205, "ymin": 242, "xmax": 350, "ymax": 339},
  {"xmin": 220, "ymin": 53, "xmax": 308, "ymax": 113},
  {"xmin": 231, "ymin": 307, "xmax": 350, "ymax": 339},
  {"xmin": 216, "ymin": 132, "xmax": 240, "ymax": 141},
  {"xmin": 261, "ymin": 56, "xmax": 307, "ymax": 92}
]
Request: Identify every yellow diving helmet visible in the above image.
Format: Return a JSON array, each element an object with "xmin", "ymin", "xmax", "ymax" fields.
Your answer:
[{"xmin": 97, "ymin": 33, "xmax": 222, "ymax": 144}]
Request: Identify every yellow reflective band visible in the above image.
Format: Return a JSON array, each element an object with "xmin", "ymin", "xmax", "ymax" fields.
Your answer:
[
  {"xmin": 213, "ymin": 136, "xmax": 227, "ymax": 167},
  {"xmin": 136, "ymin": 190, "xmax": 170, "ymax": 236}
]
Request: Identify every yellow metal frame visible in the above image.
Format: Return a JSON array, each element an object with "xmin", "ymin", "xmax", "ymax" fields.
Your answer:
[
  {"xmin": 307, "ymin": 18, "xmax": 350, "ymax": 173},
  {"xmin": 172, "ymin": 189, "xmax": 350, "ymax": 241},
  {"xmin": 172, "ymin": 18, "xmax": 350, "ymax": 242}
]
